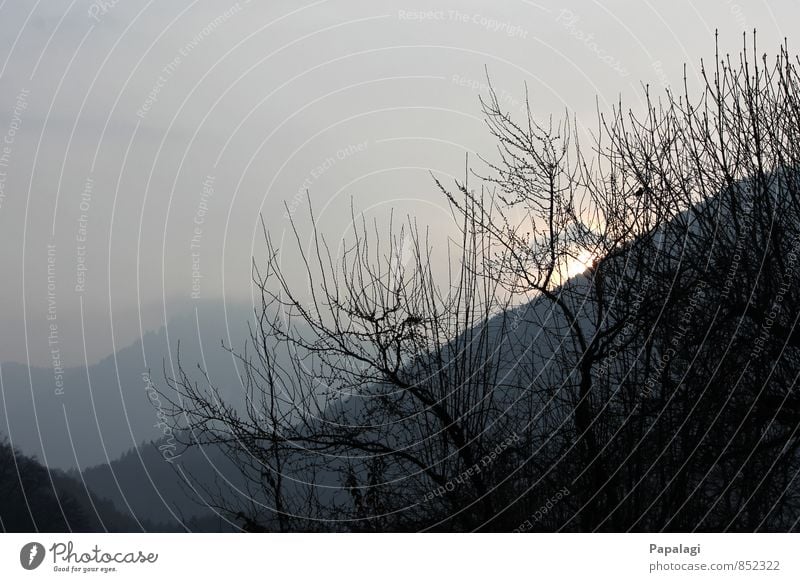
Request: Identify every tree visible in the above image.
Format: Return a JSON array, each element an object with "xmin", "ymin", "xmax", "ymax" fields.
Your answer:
[
  {"xmin": 0, "ymin": 438, "xmax": 87, "ymax": 532},
  {"xmin": 163, "ymin": 33, "xmax": 800, "ymax": 531}
]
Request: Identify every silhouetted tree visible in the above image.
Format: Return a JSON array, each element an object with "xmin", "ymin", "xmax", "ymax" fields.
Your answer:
[
  {"xmin": 164, "ymin": 33, "xmax": 800, "ymax": 532},
  {"xmin": 0, "ymin": 439, "xmax": 87, "ymax": 532}
]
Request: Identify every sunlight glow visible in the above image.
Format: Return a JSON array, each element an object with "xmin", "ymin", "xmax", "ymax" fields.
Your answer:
[{"xmin": 566, "ymin": 250, "xmax": 596, "ymax": 278}]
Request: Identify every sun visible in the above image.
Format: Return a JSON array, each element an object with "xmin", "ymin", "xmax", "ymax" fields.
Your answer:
[{"xmin": 566, "ymin": 250, "xmax": 596, "ymax": 278}]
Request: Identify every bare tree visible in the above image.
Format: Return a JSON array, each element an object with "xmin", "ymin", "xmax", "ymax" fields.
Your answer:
[{"xmin": 163, "ymin": 33, "xmax": 800, "ymax": 532}]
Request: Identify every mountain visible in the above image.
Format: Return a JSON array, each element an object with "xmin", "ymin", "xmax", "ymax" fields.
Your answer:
[
  {"xmin": 78, "ymin": 438, "xmax": 242, "ymax": 531},
  {"xmin": 6, "ymin": 173, "xmax": 800, "ymax": 531},
  {"xmin": 0, "ymin": 301, "xmax": 258, "ymax": 470},
  {"xmin": 175, "ymin": 171, "xmax": 800, "ymax": 531},
  {"xmin": 0, "ymin": 437, "xmax": 143, "ymax": 532}
]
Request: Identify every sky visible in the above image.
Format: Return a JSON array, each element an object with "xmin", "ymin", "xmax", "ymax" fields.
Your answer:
[{"xmin": 0, "ymin": 0, "xmax": 796, "ymax": 367}]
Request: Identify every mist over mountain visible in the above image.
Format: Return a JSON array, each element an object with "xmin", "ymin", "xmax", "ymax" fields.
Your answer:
[
  {"xmin": 0, "ymin": 301, "xmax": 258, "ymax": 470},
  {"xmin": 160, "ymin": 153, "xmax": 800, "ymax": 531},
  {"xmin": 77, "ymin": 438, "xmax": 242, "ymax": 531},
  {"xmin": 1, "ymin": 0, "xmax": 799, "ymax": 539},
  {"xmin": 5, "ymin": 169, "xmax": 800, "ymax": 532},
  {"xmin": 0, "ymin": 437, "xmax": 144, "ymax": 532}
]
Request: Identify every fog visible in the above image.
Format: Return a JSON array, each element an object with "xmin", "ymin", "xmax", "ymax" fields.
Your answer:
[{"xmin": 0, "ymin": 0, "xmax": 792, "ymax": 369}]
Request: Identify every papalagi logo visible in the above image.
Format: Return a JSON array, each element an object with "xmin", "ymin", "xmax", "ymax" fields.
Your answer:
[{"xmin": 20, "ymin": 542, "xmax": 46, "ymax": 570}]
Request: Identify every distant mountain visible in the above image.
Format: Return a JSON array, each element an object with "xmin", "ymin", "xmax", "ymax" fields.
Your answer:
[
  {"xmin": 0, "ymin": 299, "xmax": 309, "ymax": 531},
  {"xmin": 7, "ymin": 175, "xmax": 800, "ymax": 531},
  {"xmin": 1, "ymin": 433, "xmax": 241, "ymax": 532},
  {"xmin": 184, "ymin": 173, "xmax": 800, "ymax": 531},
  {"xmin": 0, "ymin": 437, "xmax": 142, "ymax": 532},
  {"xmin": 0, "ymin": 301, "xmax": 257, "ymax": 470},
  {"xmin": 78, "ymin": 438, "xmax": 242, "ymax": 531}
]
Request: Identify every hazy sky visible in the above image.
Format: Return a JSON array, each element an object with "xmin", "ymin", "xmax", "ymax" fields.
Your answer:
[{"xmin": 0, "ymin": 0, "xmax": 796, "ymax": 366}]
